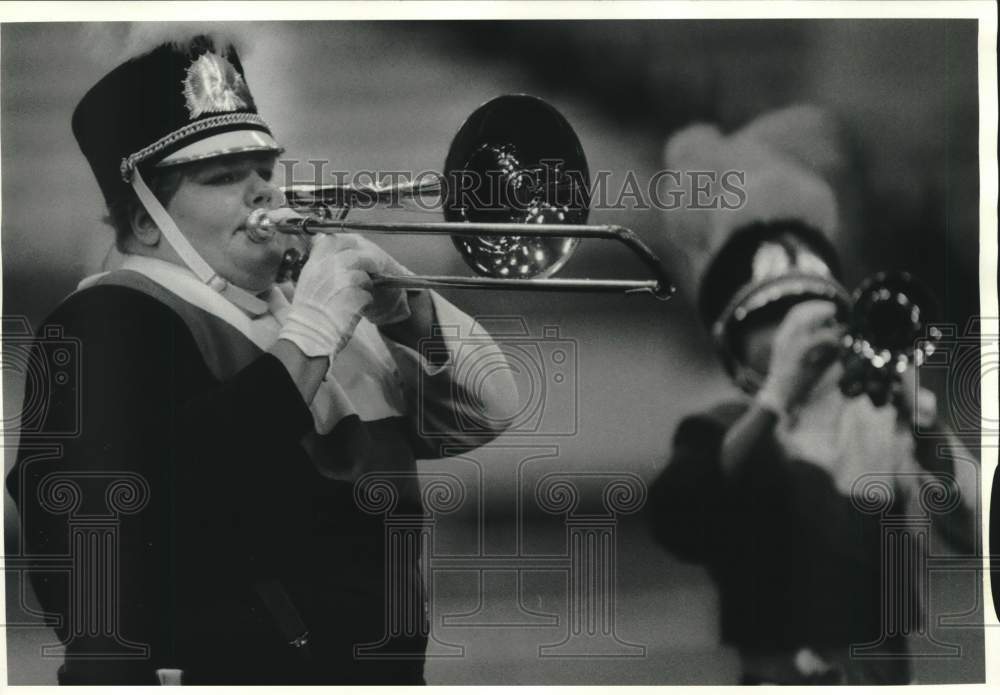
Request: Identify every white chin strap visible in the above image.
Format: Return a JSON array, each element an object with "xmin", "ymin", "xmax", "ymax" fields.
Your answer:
[{"xmin": 131, "ymin": 168, "xmax": 269, "ymax": 316}]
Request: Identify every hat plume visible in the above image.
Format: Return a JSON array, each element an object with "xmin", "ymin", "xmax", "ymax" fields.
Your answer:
[{"xmin": 81, "ymin": 22, "xmax": 254, "ymax": 66}]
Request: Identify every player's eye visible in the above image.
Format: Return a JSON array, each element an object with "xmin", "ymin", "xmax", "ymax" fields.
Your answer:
[{"xmin": 204, "ymin": 170, "xmax": 242, "ymax": 185}]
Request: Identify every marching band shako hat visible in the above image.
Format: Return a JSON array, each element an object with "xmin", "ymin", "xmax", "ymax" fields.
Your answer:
[
  {"xmin": 73, "ymin": 34, "xmax": 280, "ymax": 206},
  {"xmin": 662, "ymin": 105, "xmax": 851, "ymax": 388},
  {"xmin": 72, "ymin": 33, "xmax": 283, "ymax": 315}
]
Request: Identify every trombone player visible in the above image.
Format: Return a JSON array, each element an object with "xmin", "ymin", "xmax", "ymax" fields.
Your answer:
[
  {"xmin": 647, "ymin": 106, "xmax": 978, "ymax": 684},
  {"xmin": 6, "ymin": 31, "xmax": 517, "ymax": 684}
]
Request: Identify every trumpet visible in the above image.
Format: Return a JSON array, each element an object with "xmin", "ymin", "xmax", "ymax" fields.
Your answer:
[
  {"xmin": 247, "ymin": 95, "xmax": 674, "ymax": 300},
  {"xmin": 722, "ymin": 271, "xmax": 942, "ymax": 401}
]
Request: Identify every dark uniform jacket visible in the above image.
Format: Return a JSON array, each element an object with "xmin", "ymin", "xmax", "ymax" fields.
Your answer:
[{"xmin": 7, "ymin": 268, "xmax": 512, "ymax": 685}]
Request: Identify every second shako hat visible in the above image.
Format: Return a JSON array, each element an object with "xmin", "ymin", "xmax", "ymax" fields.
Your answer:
[
  {"xmin": 662, "ymin": 105, "xmax": 850, "ymax": 380},
  {"xmin": 72, "ymin": 33, "xmax": 282, "ymax": 205}
]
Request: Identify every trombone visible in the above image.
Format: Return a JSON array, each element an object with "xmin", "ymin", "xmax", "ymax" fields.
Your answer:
[{"xmin": 248, "ymin": 95, "xmax": 675, "ymax": 300}]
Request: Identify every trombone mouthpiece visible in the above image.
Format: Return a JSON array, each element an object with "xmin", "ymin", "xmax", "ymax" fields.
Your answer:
[
  {"xmin": 245, "ymin": 208, "xmax": 309, "ymax": 242},
  {"xmin": 245, "ymin": 208, "xmax": 276, "ymax": 242}
]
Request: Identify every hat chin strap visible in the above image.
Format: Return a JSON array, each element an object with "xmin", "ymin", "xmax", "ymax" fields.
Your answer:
[{"xmin": 131, "ymin": 168, "xmax": 269, "ymax": 316}]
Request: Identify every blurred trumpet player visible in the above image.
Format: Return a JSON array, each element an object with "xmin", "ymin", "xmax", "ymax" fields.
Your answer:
[
  {"xmin": 5, "ymin": 32, "xmax": 517, "ymax": 684},
  {"xmin": 647, "ymin": 106, "xmax": 977, "ymax": 685}
]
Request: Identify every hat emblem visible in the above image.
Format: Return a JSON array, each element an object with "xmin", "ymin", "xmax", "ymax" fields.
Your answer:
[
  {"xmin": 751, "ymin": 241, "xmax": 832, "ymax": 283},
  {"xmin": 182, "ymin": 52, "xmax": 250, "ymax": 119}
]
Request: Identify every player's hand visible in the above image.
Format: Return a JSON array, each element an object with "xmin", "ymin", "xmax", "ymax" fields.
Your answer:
[
  {"xmin": 278, "ymin": 234, "xmax": 377, "ymax": 357},
  {"xmin": 758, "ymin": 300, "xmax": 845, "ymax": 413},
  {"xmin": 339, "ymin": 234, "xmax": 414, "ymax": 326}
]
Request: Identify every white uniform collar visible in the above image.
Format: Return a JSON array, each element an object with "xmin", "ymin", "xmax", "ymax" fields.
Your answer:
[{"xmin": 79, "ymin": 254, "xmax": 287, "ymax": 350}]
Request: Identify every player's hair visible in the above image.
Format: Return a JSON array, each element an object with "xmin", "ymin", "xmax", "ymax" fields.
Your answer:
[{"xmin": 103, "ymin": 167, "xmax": 186, "ymax": 252}]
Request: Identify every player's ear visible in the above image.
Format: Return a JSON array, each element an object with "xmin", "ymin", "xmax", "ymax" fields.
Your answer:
[{"xmin": 130, "ymin": 206, "xmax": 161, "ymax": 247}]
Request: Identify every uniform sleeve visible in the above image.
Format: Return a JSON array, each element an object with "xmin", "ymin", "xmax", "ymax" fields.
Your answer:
[
  {"xmin": 381, "ymin": 291, "xmax": 519, "ymax": 457},
  {"xmin": 5, "ymin": 287, "xmax": 313, "ymax": 683},
  {"xmin": 647, "ymin": 403, "xmax": 805, "ymax": 567},
  {"xmin": 646, "ymin": 410, "xmax": 732, "ymax": 565}
]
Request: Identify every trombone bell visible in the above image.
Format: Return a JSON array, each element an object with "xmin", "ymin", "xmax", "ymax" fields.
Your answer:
[{"xmin": 443, "ymin": 95, "xmax": 590, "ymax": 280}]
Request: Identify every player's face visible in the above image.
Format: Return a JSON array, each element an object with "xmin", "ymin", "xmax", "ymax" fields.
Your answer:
[
  {"xmin": 164, "ymin": 152, "xmax": 287, "ymax": 293},
  {"xmin": 739, "ymin": 298, "xmax": 842, "ymax": 383}
]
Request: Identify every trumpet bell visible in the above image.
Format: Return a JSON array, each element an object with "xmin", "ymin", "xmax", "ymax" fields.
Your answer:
[
  {"xmin": 443, "ymin": 95, "xmax": 591, "ymax": 279},
  {"xmin": 846, "ymin": 271, "xmax": 941, "ymax": 372}
]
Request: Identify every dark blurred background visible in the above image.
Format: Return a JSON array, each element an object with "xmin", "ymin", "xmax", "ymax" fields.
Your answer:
[{"xmin": 2, "ymin": 20, "xmax": 984, "ymax": 684}]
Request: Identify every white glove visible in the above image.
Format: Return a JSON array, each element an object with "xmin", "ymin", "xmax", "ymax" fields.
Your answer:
[
  {"xmin": 344, "ymin": 234, "xmax": 414, "ymax": 326},
  {"xmin": 278, "ymin": 234, "xmax": 376, "ymax": 358}
]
